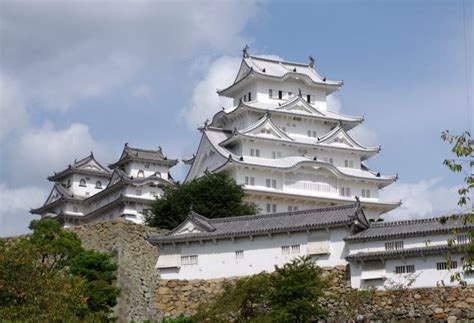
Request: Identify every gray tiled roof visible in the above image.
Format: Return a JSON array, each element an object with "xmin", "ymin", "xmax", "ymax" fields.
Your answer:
[
  {"xmin": 48, "ymin": 152, "xmax": 111, "ymax": 181},
  {"xmin": 109, "ymin": 144, "xmax": 178, "ymax": 168},
  {"xmin": 345, "ymin": 215, "xmax": 473, "ymax": 242},
  {"xmin": 346, "ymin": 243, "xmax": 471, "ymax": 261},
  {"xmin": 149, "ymin": 202, "xmax": 369, "ymax": 244}
]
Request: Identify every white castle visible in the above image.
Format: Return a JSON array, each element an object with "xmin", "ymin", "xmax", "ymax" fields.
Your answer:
[
  {"xmin": 184, "ymin": 49, "xmax": 399, "ymax": 220},
  {"xmin": 32, "ymin": 49, "xmax": 472, "ymax": 290},
  {"xmin": 31, "ymin": 144, "xmax": 177, "ymax": 226}
]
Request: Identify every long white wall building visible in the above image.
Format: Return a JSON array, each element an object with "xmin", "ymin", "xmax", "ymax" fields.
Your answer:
[
  {"xmin": 151, "ymin": 203, "xmax": 473, "ymax": 289},
  {"xmin": 185, "ymin": 49, "xmax": 400, "ymax": 220},
  {"xmin": 31, "ymin": 144, "xmax": 178, "ymax": 226}
]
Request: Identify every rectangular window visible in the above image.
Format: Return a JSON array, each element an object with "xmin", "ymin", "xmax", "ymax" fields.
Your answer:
[
  {"xmin": 248, "ymin": 92, "xmax": 251, "ymax": 101},
  {"xmin": 437, "ymin": 261, "xmax": 458, "ymax": 271},
  {"xmin": 329, "ymin": 158, "xmax": 333, "ymax": 165},
  {"xmin": 344, "ymin": 160, "xmax": 349, "ymax": 167},
  {"xmin": 235, "ymin": 250, "xmax": 244, "ymax": 259},
  {"xmin": 297, "ymin": 148, "xmax": 308, "ymax": 155},
  {"xmin": 340, "ymin": 187, "xmax": 351, "ymax": 197},
  {"xmin": 266, "ymin": 179, "xmax": 271, "ymax": 188},
  {"xmin": 278, "ymin": 90, "xmax": 283, "ymax": 99},
  {"xmin": 385, "ymin": 241, "xmax": 404, "ymax": 251},
  {"xmin": 136, "ymin": 189, "xmax": 142, "ymax": 196},
  {"xmin": 181, "ymin": 255, "xmax": 198, "ymax": 265},
  {"xmin": 266, "ymin": 203, "xmax": 271, "ymax": 213},
  {"xmin": 457, "ymin": 234, "xmax": 471, "ymax": 244},
  {"xmin": 250, "ymin": 177, "xmax": 255, "ymax": 186},
  {"xmin": 288, "ymin": 205, "xmax": 293, "ymax": 211},
  {"xmin": 395, "ymin": 265, "xmax": 415, "ymax": 274},
  {"xmin": 313, "ymin": 131, "xmax": 317, "ymax": 137},
  {"xmin": 362, "ymin": 189, "xmax": 366, "ymax": 197},
  {"xmin": 307, "ymin": 130, "xmax": 312, "ymax": 137},
  {"xmin": 291, "ymin": 245, "xmax": 300, "ymax": 254},
  {"xmin": 145, "ymin": 164, "xmax": 150, "ymax": 168},
  {"xmin": 272, "ymin": 204, "xmax": 277, "ymax": 213},
  {"xmin": 282, "ymin": 246, "xmax": 291, "ymax": 255},
  {"xmin": 255, "ymin": 149, "xmax": 260, "ymax": 157},
  {"xmin": 73, "ymin": 206, "xmax": 78, "ymax": 212},
  {"xmin": 306, "ymin": 94, "xmax": 311, "ymax": 103},
  {"xmin": 272, "ymin": 179, "xmax": 277, "ymax": 188},
  {"xmin": 269, "ymin": 89, "xmax": 273, "ymax": 98},
  {"xmin": 245, "ymin": 176, "xmax": 249, "ymax": 185},
  {"xmin": 250, "ymin": 148, "xmax": 254, "ymax": 156}
]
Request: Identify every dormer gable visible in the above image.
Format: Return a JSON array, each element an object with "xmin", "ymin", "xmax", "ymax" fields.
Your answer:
[
  {"xmin": 44, "ymin": 184, "xmax": 72, "ymax": 205},
  {"xmin": 276, "ymin": 96, "xmax": 324, "ymax": 116},
  {"xmin": 318, "ymin": 126, "xmax": 376, "ymax": 150},
  {"xmin": 168, "ymin": 211, "xmax": 216, "ymax": 236},
  {"xmin": 241, "ymin": 114, "xmax": 293, "ymax": 141}
]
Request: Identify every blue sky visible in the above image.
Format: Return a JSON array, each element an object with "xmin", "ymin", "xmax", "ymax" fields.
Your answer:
[{"xmin": 0, "ymin": 0, "xmax": 472, "ymax": 236}]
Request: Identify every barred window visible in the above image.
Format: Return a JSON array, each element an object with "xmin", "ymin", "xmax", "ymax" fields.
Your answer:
[
  {"xmin": 235, "ymin": 250, "xmax": 244, "ymax": 259},
  {"xmin": 181, "ymin": 255, "xmax": 198, "ymax": 265},
  {"xmin": 385, "ymin": 241, "xmax": 404, "ymax": 251},
  {"xmin": 395, "ymin": 265, "xmax": 415, "ymax": 274},
  {"xmin": 291, "ymin": 245, "xmax": 300, "ymax": 254},
  {"xmin": 457, "ymin": 234, "xmax": 471, "ymax": 244},
  {"xmin": 282, "ymin": 246, "xmax": 291, "ymax": 255},
  {"xmin": 437, "ymin": 261, "xmax": 458, "ymax": 271}
]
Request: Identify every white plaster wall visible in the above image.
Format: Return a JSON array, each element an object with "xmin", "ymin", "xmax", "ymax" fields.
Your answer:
[
  {"xmin": 254, "ymin": 79, "xmax": 327, "ymax": 110},
  {"xmin": 70, "ymin": 173, "xmax": 110, "ymax": 197},
  {"xmin": 125, "ymin": 161, "xmax": 170, "ymax": 179},
  {"xmin": 348, "ymin": 233, "xmax": 463, "ymax": 255},
  {"xmin": 350, "ymin": 254, "xmax": 474, "ymax": 290},
  {"xmin": 158, "ymin": 227, "xmax": 350, "ymax": 280}
]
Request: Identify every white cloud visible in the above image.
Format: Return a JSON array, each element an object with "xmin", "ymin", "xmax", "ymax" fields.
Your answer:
[
  {"xmin": 348, "ymin": 125, "xmax": 378, "ymax": 147},
  {"xmin": 380, "ymin": 178, "xmax": 463, "ymax": 220},
  {"xmin": 10, "ymin": 123, "xmax": 110, "ymax": 183},
  {"xmin": 0, "ymin": 74, "xmax": 28, "ymax": 140},
  {"xmin": 0, "ymin": 0, "xmax": 262, "ymax": 112},
  {"xmin": 182, "ymin": 56, "xmax": 241, "ymax": 128},
  {"xmin": 0, "ymin": 183, "xmax": 47, "ymax": 237},
  {"xmin": 327, "ymin": 93, "xmax": 342, "ymax": 112}
]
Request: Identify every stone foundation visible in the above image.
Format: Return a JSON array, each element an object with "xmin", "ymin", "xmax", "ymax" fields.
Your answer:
[
  {"xmin": 153, "ymin": 266, "xmax": 474, "ymax": 321},
  {"xmin": 71, "ymin": 221, "xmax": 474, "ymax": 322}
]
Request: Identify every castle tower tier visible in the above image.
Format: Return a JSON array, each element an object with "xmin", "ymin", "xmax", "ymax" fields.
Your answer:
[{"xmin": 185, "ymin": 53, "xmax": 400, "ymax": 220}]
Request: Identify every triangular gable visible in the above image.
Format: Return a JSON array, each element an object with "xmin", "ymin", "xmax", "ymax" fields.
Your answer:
[
  {"xmin": 77, "ymin": 158, "xmax": 108, "ymax": 172},
  {"xmin": 107, "ymin": 169, "xmax": 126, "ymax": 188},
  {"xmin": 318, "ymin": 127, "xmax": 368, "ymax": 150},
  {"xmin": 169, "ymin": 212, "xmax": 215, "ymax": 236},
  {"xmin": 276, "ymin": 97, "xmax": 325, "ymax": 116},
  {"xmin": 241, "ymin": 116, "xmax": 294, "ymax": 141},
  {"xmin": 173, "ymin": 221, "xmax": 205, "ymax": 235},
  {"xmin": 44, "ymin": 184, "xmax": 68, "ymax": 205}
]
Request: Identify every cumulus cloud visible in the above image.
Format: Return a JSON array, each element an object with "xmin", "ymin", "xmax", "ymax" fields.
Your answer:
[
  {"xmin": 10, "ymin": 123, "xmax": 110, "ymax": 183},
  {"xmin": 0, "ymin": 74, "xmax": 28, "ymax": 140},
  {"xmin": 182, "ymin": 56, "xmax": 241, "ymax": 128},
  {"xmin": 327, "ymin": 93, "xmax": 342, "ymax": 112},
  {"xmin": 0, "ymin": 0, "xmax": 262, "ymax": 112},
  {"xmin": 0, "ymin": 183, "xmax": 46, "ymax": 237},
  {"xmin": 348, "ymin": 125, "xmax": 378, "ymax": 147},
  {"xmin": 380, "ymin": 178, "xmax": 463, "ymax": 220}
]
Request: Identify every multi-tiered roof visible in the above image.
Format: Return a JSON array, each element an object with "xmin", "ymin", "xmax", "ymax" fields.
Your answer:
[{"xmin": 185, "ymin": 49, "xmax": 400, "ymax": 218}]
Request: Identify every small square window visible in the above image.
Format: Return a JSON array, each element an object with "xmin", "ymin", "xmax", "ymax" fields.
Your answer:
[{"xmin": 136, "ymin": 190, "xmax": 142, "ymax": 196}]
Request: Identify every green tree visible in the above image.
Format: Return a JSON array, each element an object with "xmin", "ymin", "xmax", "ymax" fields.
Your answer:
[
  {"xmin": 268, "ymin": 257, "xmax": 327, "ymax": 322},
  {"xmin": 146, "ymin": 171, "xmax": 258, "ymax": 229},
  {"xmin": 440, "ymin": 130, "xmax": 473, "ymax": 283},
  {"xmin": 191, "ymin": 256, "xmax": 326, "ymax": 322},
  {"xmin": 0, "ymin": 219, "xmax": 120, "ymax": 321}
]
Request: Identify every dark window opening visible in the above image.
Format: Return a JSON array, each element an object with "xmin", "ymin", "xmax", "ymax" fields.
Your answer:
[{"xmin": 278, "ymin": 90, "xmax": 282, "ymax": 99}]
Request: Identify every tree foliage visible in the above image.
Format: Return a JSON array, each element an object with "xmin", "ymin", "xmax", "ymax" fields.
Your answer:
[
  {"xmin": 0, "ymin": 219, "xmax": 120, "ymax": 321},
  {"xmin": 440, "ymin": 130, "xmax": 473, "ymax": 284},
  {"xmin": 192, "ymin": 256, "xmax": 327, "ymax": 323},
  {"xmin": 146, "ymin": 171, "xmax": 258, "ymax": 229}
]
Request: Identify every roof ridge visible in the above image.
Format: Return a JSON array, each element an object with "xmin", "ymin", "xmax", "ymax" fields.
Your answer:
[
  {"xmin": 208, "ymin": 203, "xmax": 358, "ymax": 224},
  {"xmin": 370, "ymin": 215, "xmax": 465, "ymax": 228},
  {"xmin": 248, "ymin": 55, "xmax": 310, "ymax": 68}
]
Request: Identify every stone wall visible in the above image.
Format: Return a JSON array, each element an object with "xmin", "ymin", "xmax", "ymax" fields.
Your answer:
[
  {"xmin": 154, "ymin": 266, "xmax": 474, "ymax": 321},
  {"xmin": 70, "ymin": 220, "xmax": 166, "ymax": 323},
  {"xmin": 72, "ymin": 221, "xmax": 474, "ymax": 322}
]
